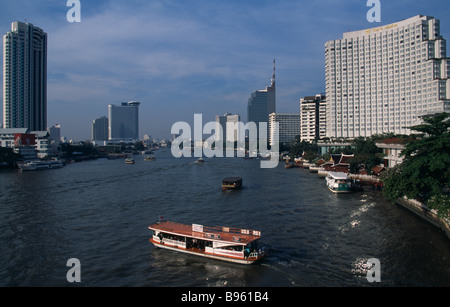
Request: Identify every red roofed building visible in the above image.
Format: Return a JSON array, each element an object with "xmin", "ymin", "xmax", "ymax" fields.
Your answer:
[
  {"xmin": 375, "ymin": 137, "xmax": 413, "ymax": 168},
  {"xmin": 321, "ymin": 153, "xmax": 354, "ymax": 173}
]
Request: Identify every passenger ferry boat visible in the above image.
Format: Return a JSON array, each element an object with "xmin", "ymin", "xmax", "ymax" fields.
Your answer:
[
  {"xmin": 222, "ymin": 177, "xmax": 242, "ymax": 190},
  {"xmin": 326, "ymin": 172, "xmax": 352, "ymax": 193},
  {"xmin": 18, "ymin": 160, "xmax": 64, "ymax": 171},
  {"xmin": 148, "ymin": 219, "xmax": 267, "ymax": 264},
  {"xmin": 124, "ymin": 157, "xmax": 135, "ymax": 164}
]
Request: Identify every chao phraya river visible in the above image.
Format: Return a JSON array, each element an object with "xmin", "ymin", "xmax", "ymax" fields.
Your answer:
[{"xmin": 0, "ymin": 150, "xmax": 449, "ymax": 286}]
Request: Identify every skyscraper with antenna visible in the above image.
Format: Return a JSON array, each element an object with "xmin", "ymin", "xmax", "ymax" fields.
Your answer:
[
  {"xmin": 271, "ymin": 58, "xmax": 276, "ymax": 87},
  {"xmin": 247, "ymin": 59, "xmax": 276, "ymax": 139}
]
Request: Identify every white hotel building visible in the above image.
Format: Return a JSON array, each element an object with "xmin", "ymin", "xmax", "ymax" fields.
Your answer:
[
  {"xmin": 269, "ymin": 113, "xmax": 300, "ymax": 146},
  {"xmin": 325, "ymin": 15, "xmax": 450, "ymax": 139}
]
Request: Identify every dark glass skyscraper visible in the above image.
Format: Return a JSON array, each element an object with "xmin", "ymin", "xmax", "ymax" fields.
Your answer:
[
  {"xmin": 247, "ymin": 59, "xmax": 276, "ymax": 139},
  {"xmin": 3, "ymin": 22, "xmax": 47, "ymax": 131},
  {"xmin": 108, "ymin": 101, "xmax": 140, "ymax": 140}
]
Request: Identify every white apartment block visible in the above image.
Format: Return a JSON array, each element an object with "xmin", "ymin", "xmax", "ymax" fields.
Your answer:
[
  {"xmin": 325, "ymin": 15, "xmax": 450, "ymax": 139},
  {"xmin": 269, "ymin": 113, "xmax": 300, "ymax": 146},
  {"xmin": 300, "ymin": 94, "xmax": 327, "ymax": 142}
]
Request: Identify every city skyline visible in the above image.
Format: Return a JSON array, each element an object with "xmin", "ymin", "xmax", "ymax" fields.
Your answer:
[{"xmin": 1, "ymin": 1, "xmax": 450, "ymax": 141}]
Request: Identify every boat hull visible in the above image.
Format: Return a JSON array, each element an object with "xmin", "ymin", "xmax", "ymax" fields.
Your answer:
[
  {"xmin": 222, "ymin": 185, "xmax": 242, "ymax": 190},
  {"xmin": 326, "ymin": 172, "xmax": 352, "ymax": 193},
  {"xmin": 327, "ymin": 186, "xmax": 352, "ymax": 194},
  {"xmin": 18, "ymin": 161, "xmax": 64, "ymax": 171},
  {"xmin": 149, "ymin": 220, "xmax": 267, "ymax": 265},
  {"xmin": 149, "ymin": 238, "xmax": 264, "ymax": 265},
  {"xmin": 222, "ymin": 177, "xmax": 243, "ymax": 190}
]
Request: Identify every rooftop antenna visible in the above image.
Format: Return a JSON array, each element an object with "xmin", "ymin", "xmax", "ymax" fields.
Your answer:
[{"xmin": 271, "ymin": 58, "xmax": 276, "ymax": 86}]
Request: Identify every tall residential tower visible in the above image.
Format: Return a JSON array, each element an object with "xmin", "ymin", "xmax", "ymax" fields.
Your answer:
[
  {"xmin": 3, "ymin": 22, "xmax": 47, "ymax": 131},
  {"xmin": 92, "ymin": 116, "xmax": 109, "ymax": 142},
  {"xmin": 325, "ymin": 15, "xmax": 450, "ymax": 138},
  {"xmin": 300, "ymin": 94, "xmax": 327, "ymax": 142}
]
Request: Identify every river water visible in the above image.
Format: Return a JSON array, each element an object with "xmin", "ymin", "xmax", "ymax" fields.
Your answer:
[{"xmin": 0, "ymin": 150, "xmax": 449, "ymax": 287}]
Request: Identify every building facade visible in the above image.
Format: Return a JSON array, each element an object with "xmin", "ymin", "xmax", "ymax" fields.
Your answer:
[
  {"xmin": 247, "ymin": 59, "xmax": 276, "ymax": 140},
  {"xmin": 3, "ymin": 22, "xmax": 47, "ymax": 131},
  {"xmin": 375, "ymin": 137, "xmax": 411, "ymax": 168},
  {"xmin": 215, "ymin": 113, "xmax": 240, "ymax": 145},
  {"xmin": 92, "ymin": 116, "xmax": 108, "ymax": 142},
  {"xmin": 300, "ymin": 94, "xmax": 327, "ymax": 142},
  {"xmin": 0, "ymin": 128, "xmax": 56, "ymax": 158},
  {"xmin": 108, "ymin": 101, "xmax": 140, "ymax": 141},
  {"xmin": 269, "ymin": 113, "xmax": 300, "ymax": 146},
  {"xmin": 325, "ymin": 15, "xmax": 450, "ymax": 139},
  {"xmin": 47, "ymin": 124, "xmax": 61, "ymax": 143}
]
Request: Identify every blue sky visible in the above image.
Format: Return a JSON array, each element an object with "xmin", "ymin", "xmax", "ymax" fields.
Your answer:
[{"xmin": 1, "ymin": 0, "xmax": 450, "ymax": 140}]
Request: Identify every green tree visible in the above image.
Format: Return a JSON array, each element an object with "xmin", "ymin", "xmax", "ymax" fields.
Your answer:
[
  {"xmin": 288, "ymin": 138, "xmax": 318, "ymax": 160},
  {"xmin": 349, "ymin": 136, "xmax": 384, "ymax": 174},
  {"xmin": 0, "ymin": 146, "xmax": 21, "ymax": 167},
  {"xmin": 382, "ymin": 113, "xmax": 450, "ymax": 218},
  {"xmin": 134, "ymin": 140, "xmax": 145, "ymax": 151}
]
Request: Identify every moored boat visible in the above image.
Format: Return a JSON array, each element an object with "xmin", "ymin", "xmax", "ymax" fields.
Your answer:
[
  {"xmin": 18, "ymin": 159, "xmax": 64, "ymax": 171},
  {"xmin": 148, "ymin": 219, "xmax": 267, "ymax": 264},
  {"xmin": 326, "ymin": 172, "xmax": 352, "ymax": 193},
  {"xmin": 222, "ymin": 177, "xmax": 243, "ymax": 190}
]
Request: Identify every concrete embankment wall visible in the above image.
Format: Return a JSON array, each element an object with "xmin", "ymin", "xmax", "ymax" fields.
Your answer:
[{"xmin": 396, "ymin": 197, "xmax": 450, "ymax": 240}]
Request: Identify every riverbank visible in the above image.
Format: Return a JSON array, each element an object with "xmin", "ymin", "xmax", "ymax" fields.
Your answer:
[
  {"xmin": 396, "ymin": 197, "xmax": 450, "ymax": 240},
  {"xmin": 297, "ymin": 162, "xmax": 450, "ymax": 240}
]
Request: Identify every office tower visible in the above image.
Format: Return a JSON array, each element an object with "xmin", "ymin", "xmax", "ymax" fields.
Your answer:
[
  {"xmin": 300, "ymin": 94, "xmax": 327, "ymax": 142},
  {"xmin": 92, "ymin": 116, "xmax": 108, "ymax": 142},
  {"xmin": 215, "ymin": 113, "xmax": 240, "ymax": 145},
  {"xmin": 47, "ymin": 124, "xmax": 61, "ymax": 143},
  {"xmin": 325, "ymin": 15, "xmax": 450, "ymax": 139},
  {"xmin": 247, "ymin": 59, "xmax": 276, "ymax": 139},
  {"xmin": 108, "ymin": 101, "xmax": 140, "ymax": 140},
  {"xmin": 269, "ymin": 113, "xmax": 300, "ymax": 146},
  {"xmin": 3, "ymin": 21, "xmax": 47, "ymax": 131}
]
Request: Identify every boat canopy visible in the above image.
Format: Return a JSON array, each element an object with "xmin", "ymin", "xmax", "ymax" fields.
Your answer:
[
  {"xmin": 148, "ymin": 220, "xmax": 261, "ymax": 246},
  {"xmin": 222, "ymin": 177, "xmax": 242, "ymax": 184},
  {"xmin": 327, "ymin": 172, "xmax": 349, "ymax": 180}
]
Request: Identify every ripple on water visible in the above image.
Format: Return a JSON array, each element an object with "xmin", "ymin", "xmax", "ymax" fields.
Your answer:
[{"xmin": 0, "ymin": 153, "xmax": 450, "ymax": 286}]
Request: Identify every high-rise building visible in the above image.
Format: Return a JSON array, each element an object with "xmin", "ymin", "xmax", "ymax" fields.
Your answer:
[
  {"xmin": 108, "ymin": 101, "xmax": 140, "ymax": 141},
  {"xmin": 300, "ymin": 94, "xmax": 327, "ymax": 142},
  {"xmin": 47, "ymin": 124, "xmax": 61, "ymax": 143},
  {"xmin": 247, "ymin": 59, "xmax": 276, "ymax": 139},
  {"xmin": 269, "ymin": 113, "xmax": 300, "ymax": 146},
  {"xmin": 215, "ymin": 113, "xmax": 240, "ymax": 145},
  {"xmin": 92, "ymin": 116, "xmax": 108, "ymax": 142},
  {"xmin": 3, "ymin": 22, "xmax": 47, "ymax": 131},
  {"xmin": 325, "ymin": 15, "xmax": 450, "ymax": 139}
]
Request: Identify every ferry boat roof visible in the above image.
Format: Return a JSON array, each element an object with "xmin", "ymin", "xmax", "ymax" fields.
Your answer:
[
  {"xmin": 222, "ymin": 177, "xmax": 242, "ymax": 183},
  {"xmin": 148, "ymin": 220, "xmax": 261, "ymax": 245},
  {"xmin": 327, "ymin": 172, "xmax": 349, "ymax": 180}
]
